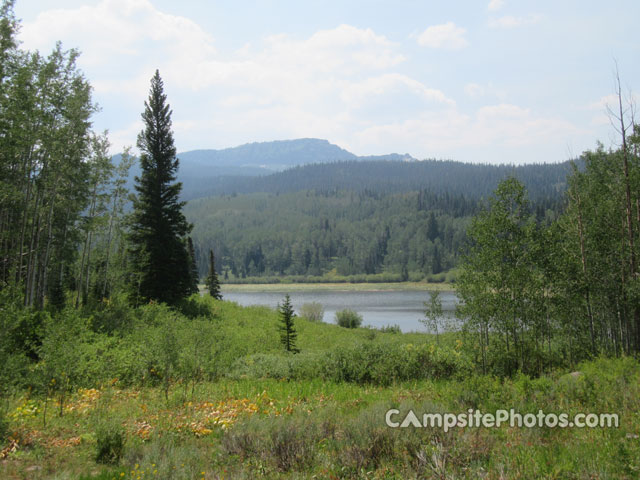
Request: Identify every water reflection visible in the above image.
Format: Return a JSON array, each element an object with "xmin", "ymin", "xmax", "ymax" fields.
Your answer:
[{"xmin": 221, "ymin": 288, "xmax": 460, "ymax": 333}]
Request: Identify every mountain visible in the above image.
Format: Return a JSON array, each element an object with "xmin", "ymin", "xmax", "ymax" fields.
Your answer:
[
  {"xmin": 120, "ymin": 138, "xmax": 419, "ymax": 199},
  {"xmin": 117, "ymin": 137, "xmax": 573, "ymax": 202},
  {"xmin": 179, "ymin": 138, "xmax": 358, "ymax": 172}
]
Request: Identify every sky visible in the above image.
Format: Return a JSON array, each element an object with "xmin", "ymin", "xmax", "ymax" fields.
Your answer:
[{"xmin": 14, "ymin": 0, "xmax": 640, "ymax": 164}]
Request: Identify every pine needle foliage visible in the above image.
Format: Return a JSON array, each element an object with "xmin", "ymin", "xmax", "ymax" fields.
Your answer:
[
  {"xmin": 206, "ymin": 249, "xmax": 222, "ymax": 299},
  {"xmin": 278, "ymin": 294, "xmax": 299, "ymax": 353},
  {"xmin": 128, "ymin": 70, "xmax": 192, "ymax": 305}
]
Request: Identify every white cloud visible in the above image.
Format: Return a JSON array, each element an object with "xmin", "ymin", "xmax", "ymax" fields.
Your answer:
[
  {"xmin": 464, "ymin": 83, "xmax": 485, "ymax": 97},
  {"xmin": 350, "ymin": 103, "xmax": 584, "ymax": 160},
  {"xmin": 19, "ymin": 2, "xmax": 416, "ymax": 153},
  {"xmin": 585, "ymin": 93, "xmax": 640, "ymax": 131},
  {"xmin": 415, "ymin": 22, "xmax": 469, "ymax": 50},
  {"xmin": 108, "ymin": 121, "xmax": 143, "ymax": 153},
  {"xmin": 488, "ymin": 0, "xmax": 506, "ymax": 11},
  {"xmin": 488, "ymin": 14, "xmax": 542, "ymax": 29},
  {"xmin": 588, "ymin": 94, "xmax": 620, "ymax": 111},
  {"xmin": 19, "ymin": 2, "xmax": 588, "ymax": 163},
  {"xmin": 20, "ymin": 0, "xmax": 216, "ymax": 67},
  {"xmin": 342, "ymin": 74, "xmax": 454, "ymax": 108}
]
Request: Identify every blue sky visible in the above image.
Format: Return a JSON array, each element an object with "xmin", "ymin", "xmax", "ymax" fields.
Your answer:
[{"xmin": 14, "ymin": 0, "xmax": 640, "ymax": 163}]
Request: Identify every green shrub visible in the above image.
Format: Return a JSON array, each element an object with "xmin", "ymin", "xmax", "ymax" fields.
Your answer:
[
  {"xmin": 229, "ymin": 353, "xmax": 292, "ymax": 380},
  {"xmin": 95, "ymin": 421, "xmax": 125, "ymax": 464},
  {"xmin": 89, "ymin": 294, "xmax": 135, "ymax": 334},
  {"xmin": 337, "ymin": 404, "xmax": 398, "ymax": 472},
  {"xmin": 299, "ymin": 302, "xmax": 324, "ymax": 322},
  {"xmin": 223, "ymin": 412, "xmax": 320, "ymax": 472},
  {"xmin": 379, "ymin": 324, "xmax": 401, "ymax": 334},
  {"xmin": 335, "ymin": 309, "xmax": 362, "ymax": 328},
  {"xmin": 176, "ymin": 294, "xmax": 218, "ymax": 319},
  {"xmin": 0, "ymin": 410, "xmax": 8, "ymax": 446},
  {"xmin": 228, "ymin": 352, "xmax": 324, "ymax": 381},
  {"xmin": 324, "ymin": 342, "xmax": 471, "ymax": 385}
]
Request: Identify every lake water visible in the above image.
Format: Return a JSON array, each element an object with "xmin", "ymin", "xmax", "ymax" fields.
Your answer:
[{"xmin": 221, "ymin": 288, "xmax": 460, "ymax": 333}]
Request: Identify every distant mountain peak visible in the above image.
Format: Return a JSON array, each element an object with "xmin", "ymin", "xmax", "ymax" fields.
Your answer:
[{"xmin": 179, "ymin": 138, "xmax": 357, "ymax": 170}]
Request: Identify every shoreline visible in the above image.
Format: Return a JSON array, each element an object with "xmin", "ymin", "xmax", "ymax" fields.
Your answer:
[{"xmin": 217, "ymin": 281, "xmax": 455, "ymax": 293}]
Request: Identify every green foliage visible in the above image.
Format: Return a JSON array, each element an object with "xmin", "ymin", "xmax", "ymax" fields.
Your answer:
[
  {"xmin": 228, "ymin": 352, "xmax": 324, "ymax": 380},
  {"xmin": 176, "ymin": 317, "xmax": 219, "ymax": 396},
  {"xmin": 89, "ymin": 294, "xmax": 135, "ymax": 334},
  {"xmin": 378, "ymin": 324, "xmax": 401, "ymax": 333},
  {"xmin": 186, "ymin": 237, "xmax": 199, "ymax": 296},
  {"xmin": 422, "ymin": 290, "xmax": 443, "ymax": 341},
  {"xmin": 37, "ymin": 308, "xmax": 93, "ymax": 416},
  {"xmin": 176, "ymin": 293, "xmax": 218, "ymax": 319},
  {"xmin": 0, "ymin": 23, "xmax": 97, "ymax": 308},
  {"xmin": 223, "ymin": 412, "xmax": 320, "ymax": 472},
  {"xmin": 457, "ymin": 178, "xmax": 548, "ymax": 375},
  {"xmin": 298, "ymin": 302, "xmax": 324, "ymax": 322},
  {"xmin": 205, "ymin": 249, "xmax": 222, "ymax": 299},
  {"xmin": 323, "ymin": 342, "xmax": 470, "ymax": 385},
  {"xmin": 186, "ymin": 190, "xmax": 476, "ymax": 281},
  {"xmin": 128, "ymin": 70, "xmax": 192, "ymax": 305},
  {"xmin": 228, "ymin": 342, "xmax": 470, "ymax": 385},
  {"xmin": 94, "ymin": 420, "xmax": 125, "ymax": 464},
  {"xmin": 278, "ymin": 294, "xmax": 299, "ymax": 353},
  {"xmin": 0, "ymin": 289, "xmax": 47, "ymax": 390},
  {"xmin": 140, "ymin": 311, "xmax": 181, "ymax": 400},
  {"xmin": 184, "ymin": 157, "xmax": 572, "ymax": 201},
  {"xmin": 335, "ymin": 308, "xmax": 362, "ymax": 328},
  {"xmin": 0, "ymin": 408, "xmax": 8, "ymax": 446}
]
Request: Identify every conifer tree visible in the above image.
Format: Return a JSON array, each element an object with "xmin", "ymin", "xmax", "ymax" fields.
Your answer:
[
  {"xmin": 186, "ymin": 237, "xmax": 199, "ymax": 295},
  {"xmin": 206, "ymin": 249, "xmax": 222, "ymax": 299},
  {"xmin": 128, "ymin": 70, "xmax": 192, "ymax": 305},
  {"xmin": 278, "ymin": 294, "xmax": 299, "ymax": 353},
  {"xmin": 426, "ymin": 211, "xmax": 439, "ymax": 241}
]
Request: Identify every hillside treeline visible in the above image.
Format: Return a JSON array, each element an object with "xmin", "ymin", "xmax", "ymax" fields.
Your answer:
[
  {"xmin": 186, "ymin": 187, "xmax": 560, "ymax": 282},
  {"xmin": 187, "ymin": 190, "xmax": 470, "ymax": 280},
  {"xmin": 181, "ymin": 157, "xmax": 574, "ymax": 201}
]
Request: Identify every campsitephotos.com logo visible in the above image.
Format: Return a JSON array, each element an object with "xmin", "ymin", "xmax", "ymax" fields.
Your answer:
[{"xmin": 385, "ymin": 408, "xmax": 619, "ymax": 433}]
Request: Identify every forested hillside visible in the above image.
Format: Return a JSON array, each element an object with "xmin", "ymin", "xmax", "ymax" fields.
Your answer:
[
  {"xmin": 183, "ymin": 158, "xmax": 568, "ymax": 281},
  {"xmin": 185, "ymin": 186, "xmax": 560, "ymax": 282},
  {"xmin": 179, "ymin": 157, "xmax": 574, "ymax": 201}
]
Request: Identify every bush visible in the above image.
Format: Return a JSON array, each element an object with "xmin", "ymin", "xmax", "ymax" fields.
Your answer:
[
  {"xmin": 223, "ymin": 412, "xmax": 320, "ymax": 472},
  {"xmin": 299, "ymin": 302, "xmax": 324, "ymax": 322},
  {"xmin": 90, "ymin": 294, "xmax": 135, "ymax": 334},
  {"xmin": 323, "ymin": 342, "xmax": 471, "ymax": 385},
  {"xmin": 335, "ymin": 309, "xmax": 362, "ymax": 328},
  {"xmin": 95, "ymin": 421, "xmax": 125, "ymax": 464},
  {"xmin": 0, "ymin": 410, "xmax": 8, "ymax": 446},
  {"xmin": 176, "ymin": 294, "xmax": 219, "ymax": 319},
  {"xmin": 337, "ymin": 404, "xmax": 398, "ymax": 472},
  {"xmin": 379, "ymin": 324, "xmax": 401, "ymax": 334},
  {"xmin": 227, "ymin": 352, "xmax": 324, "ymax": 381}
]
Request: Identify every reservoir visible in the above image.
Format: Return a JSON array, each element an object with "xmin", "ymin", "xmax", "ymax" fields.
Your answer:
[{"xmin": 220, "ymin": 288, "xmax": 459, "ymax": 333}]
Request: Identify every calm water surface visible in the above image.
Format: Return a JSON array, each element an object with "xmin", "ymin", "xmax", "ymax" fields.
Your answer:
[{"xmin": 221, "ymin": 289, "xmax": 460, "ymax": 333}]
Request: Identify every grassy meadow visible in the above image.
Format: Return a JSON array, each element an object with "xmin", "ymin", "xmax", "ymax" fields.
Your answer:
[{"xmin": 1, "ymin": 295, "xmax": 639, "ymax": 479}]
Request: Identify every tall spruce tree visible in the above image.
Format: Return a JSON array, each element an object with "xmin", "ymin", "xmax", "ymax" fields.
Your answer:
[
  {"xmin": 278, "ymin": 294, "xmax": 299, "ymax": 353},
  {"xmin": 128, "ymin": 70, "xmax": 192, "ymax": 305},
  {"xmin": 206, "ymin": 249, "xmax": 222, "ymax": 299}
]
